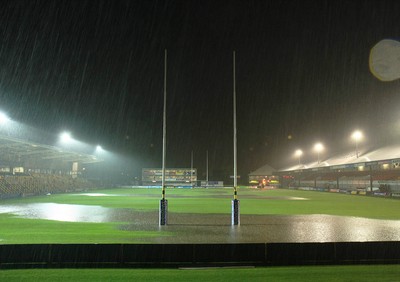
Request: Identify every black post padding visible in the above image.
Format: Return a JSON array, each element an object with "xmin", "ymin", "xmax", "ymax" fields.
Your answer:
[
  {"xmin": 159, "ymin": 199, "xmax": 168, "ymax": 225},
  {"xmin": 231, "ymin": 199, "xmax": 240, "ymax": 225}
]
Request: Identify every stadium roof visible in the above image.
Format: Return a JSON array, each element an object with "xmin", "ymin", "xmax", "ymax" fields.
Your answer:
[
  {"xmin": 0, "ymin": 134, "xmax": 101, "ymax": 167},
  {"xmin": 280, "ymin": 144, "xmax": 400, "ymax": 172}
]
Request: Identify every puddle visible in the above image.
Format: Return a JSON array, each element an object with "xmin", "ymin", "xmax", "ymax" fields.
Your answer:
[
  {"xmin": 1, "ymin": 203, "xmax": 400, "ymax": 243},
  {"xmin": 0, "ymin": 203, "xmax": 131, "ymax": 223}
]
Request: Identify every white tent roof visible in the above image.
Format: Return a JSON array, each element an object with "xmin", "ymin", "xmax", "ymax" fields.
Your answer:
[
  {"xmin": 280, "ymin": 144, "xmax": 400, "ymax": 172},
  {"xmin": 249, "ymin": 164, "xmax": 276, "ymax": 176}
]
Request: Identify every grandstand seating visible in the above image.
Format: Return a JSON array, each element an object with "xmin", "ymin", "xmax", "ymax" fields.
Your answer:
[
  {"xmin": 0, "ymin": 174, "xmax": 95, "ymax": 199},
  {"xmin": 288, "ymin": 168, "xmax": 400, "ymax": 196}
]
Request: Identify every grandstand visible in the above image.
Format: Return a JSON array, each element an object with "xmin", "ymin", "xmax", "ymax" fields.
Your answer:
[
  {"xmin": 272, "ymin": 144, "xmax": 400, "ymax": 197},
  {"xmin": 0, "ymin": 134, "xmax": 101, "ymax": 199}
]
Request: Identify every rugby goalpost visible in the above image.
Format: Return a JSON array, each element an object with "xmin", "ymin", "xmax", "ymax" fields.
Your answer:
[{"xmin": 159, "ymin": 50, "xmax": 240, "ymax": 226}]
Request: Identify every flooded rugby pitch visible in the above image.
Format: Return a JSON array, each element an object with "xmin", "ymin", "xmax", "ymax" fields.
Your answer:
[{"xmin": 1, "ymin": 191, "xmax": 400, "ymax": 244}]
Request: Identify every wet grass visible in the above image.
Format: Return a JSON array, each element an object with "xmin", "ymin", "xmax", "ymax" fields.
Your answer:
[
  {"xmin": 1, "ymin": 187, "xmax": 400, "ymax": 244},
  {"xmin": 238, "ymin": 188, "xmax": 400, "ymax": 219},
  {"xmin": 1, "ymin": 265, "xmax": 400, "ymax": 281},
  {"xmin": 3, "ymin": 187, "xmax": 400, "ymax": 218},
  {"xmin": 0, "ymin": 215, "xmax": 170, "ymax": 244},
  {"xmin": 32, "ymin": 187, "xmax": 400, "ymax": 219}
]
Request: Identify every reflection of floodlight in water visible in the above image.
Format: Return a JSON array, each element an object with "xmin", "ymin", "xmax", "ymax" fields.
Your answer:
[
  {"xmin": 370, "ymin": 39, "xmax": 400, "ymax": 81},
  {"xmin": 0, "ymin": 112, "xmax": 10, "ymax": 125},
  {"xmin": 314, "ymin": 143, "xmax": 324, "ymax": 164},
  {"xmin": 351, "ymin": 130, "xmax": 363, "ymax": 158},
  {"xmin": 294, "ymin": 149, "xmax": 303, "ymax": 165},
  {"xmin": 60, "ymin": 132, "xmax": 73, "ymax": 143}
]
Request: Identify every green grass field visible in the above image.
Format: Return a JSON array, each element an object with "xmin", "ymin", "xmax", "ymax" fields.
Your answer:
[
  {"xmin": 1, "ymin": 187, "xmax": 400, "ymax": 281},
  {"xmin": 3, "ymin": 187, "xmax": 400, "ymax": 217},
  {"xmin": 1, "ymin": 265, "xmax": 400, "ymax": 282},
  {"xmin": 1, "ymin": 187, "xmax": 400, "ymax": 244}
]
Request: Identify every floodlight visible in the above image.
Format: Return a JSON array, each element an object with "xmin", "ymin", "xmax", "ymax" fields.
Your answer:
[
  {"xmin": 351, "ymin": 130, "xmax": 363, "ymax": 158},
  {"xmin": 95, "ymin": 145, "xmax": 106, "ymax": 154},
  {"xmin": 295, "ymin": 149, "xmax": 303, "ymax": 165},
  {"xmin": 314, "ymin": 143, "xmax": 324, "ymax": 164},
  {"xmin": 314, "ymin": 143, "xmax": 324, "ymax": 152},
  {"xmin": 351, "ymin": 130, "xmax": 363, "ymax": 141},
  {"xmin": 60, "ymin": 132, "xmax": 73, "ymax": 143},
  {"xmin": 295, "ymin": 149, "xmax": 303, "ymax": 157},
  {"xmin": 0, "ymin": 112, "xmax": 10, "ymax": 125}
]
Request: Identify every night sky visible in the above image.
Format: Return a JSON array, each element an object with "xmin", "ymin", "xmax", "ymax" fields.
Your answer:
[{"xmin": 1, "ymin": 0, "xmax": 400, "ymax": 181}]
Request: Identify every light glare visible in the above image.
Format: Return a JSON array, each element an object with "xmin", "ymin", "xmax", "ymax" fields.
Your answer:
[
  {"xmin": 295, "ymin": 149, "xmax": 303, "ymax": 157},
  {"xmin": 0, "ymin": 112, "xmax": 10, "ymax": 125},
  {"xmin": 60, "ymin": 132, "xmax": 73, "ymax": 143},
  {"xmin": 314, "ymin": 143, "xmax": 324, "ymax": 152},
  {"xmin": 351, "ymin": 130, "xmax": 363, "ymax": 141}
]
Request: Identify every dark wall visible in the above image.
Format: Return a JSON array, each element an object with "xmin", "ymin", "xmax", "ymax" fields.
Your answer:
[{"xmin": 1, "ymin": 242, "xmax": 400, "ymax": 268}]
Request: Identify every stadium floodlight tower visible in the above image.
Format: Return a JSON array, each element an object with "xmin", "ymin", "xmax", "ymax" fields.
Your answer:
[
  {"xmin": 351, "ymin": 130, "xmax": 363, "ymax": 158},
  {"xmin": 295, "ymin": 149, "xmax": 303, "ymax": 166},
  {"xmin": 314, "ymin": 143, "xmax": 324, "ymax": 164}
]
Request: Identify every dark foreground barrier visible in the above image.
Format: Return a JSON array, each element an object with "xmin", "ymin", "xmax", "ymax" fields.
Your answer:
[{"xmin": 1, "ymin": 242, "xmax": 400, "ymax": 268}]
